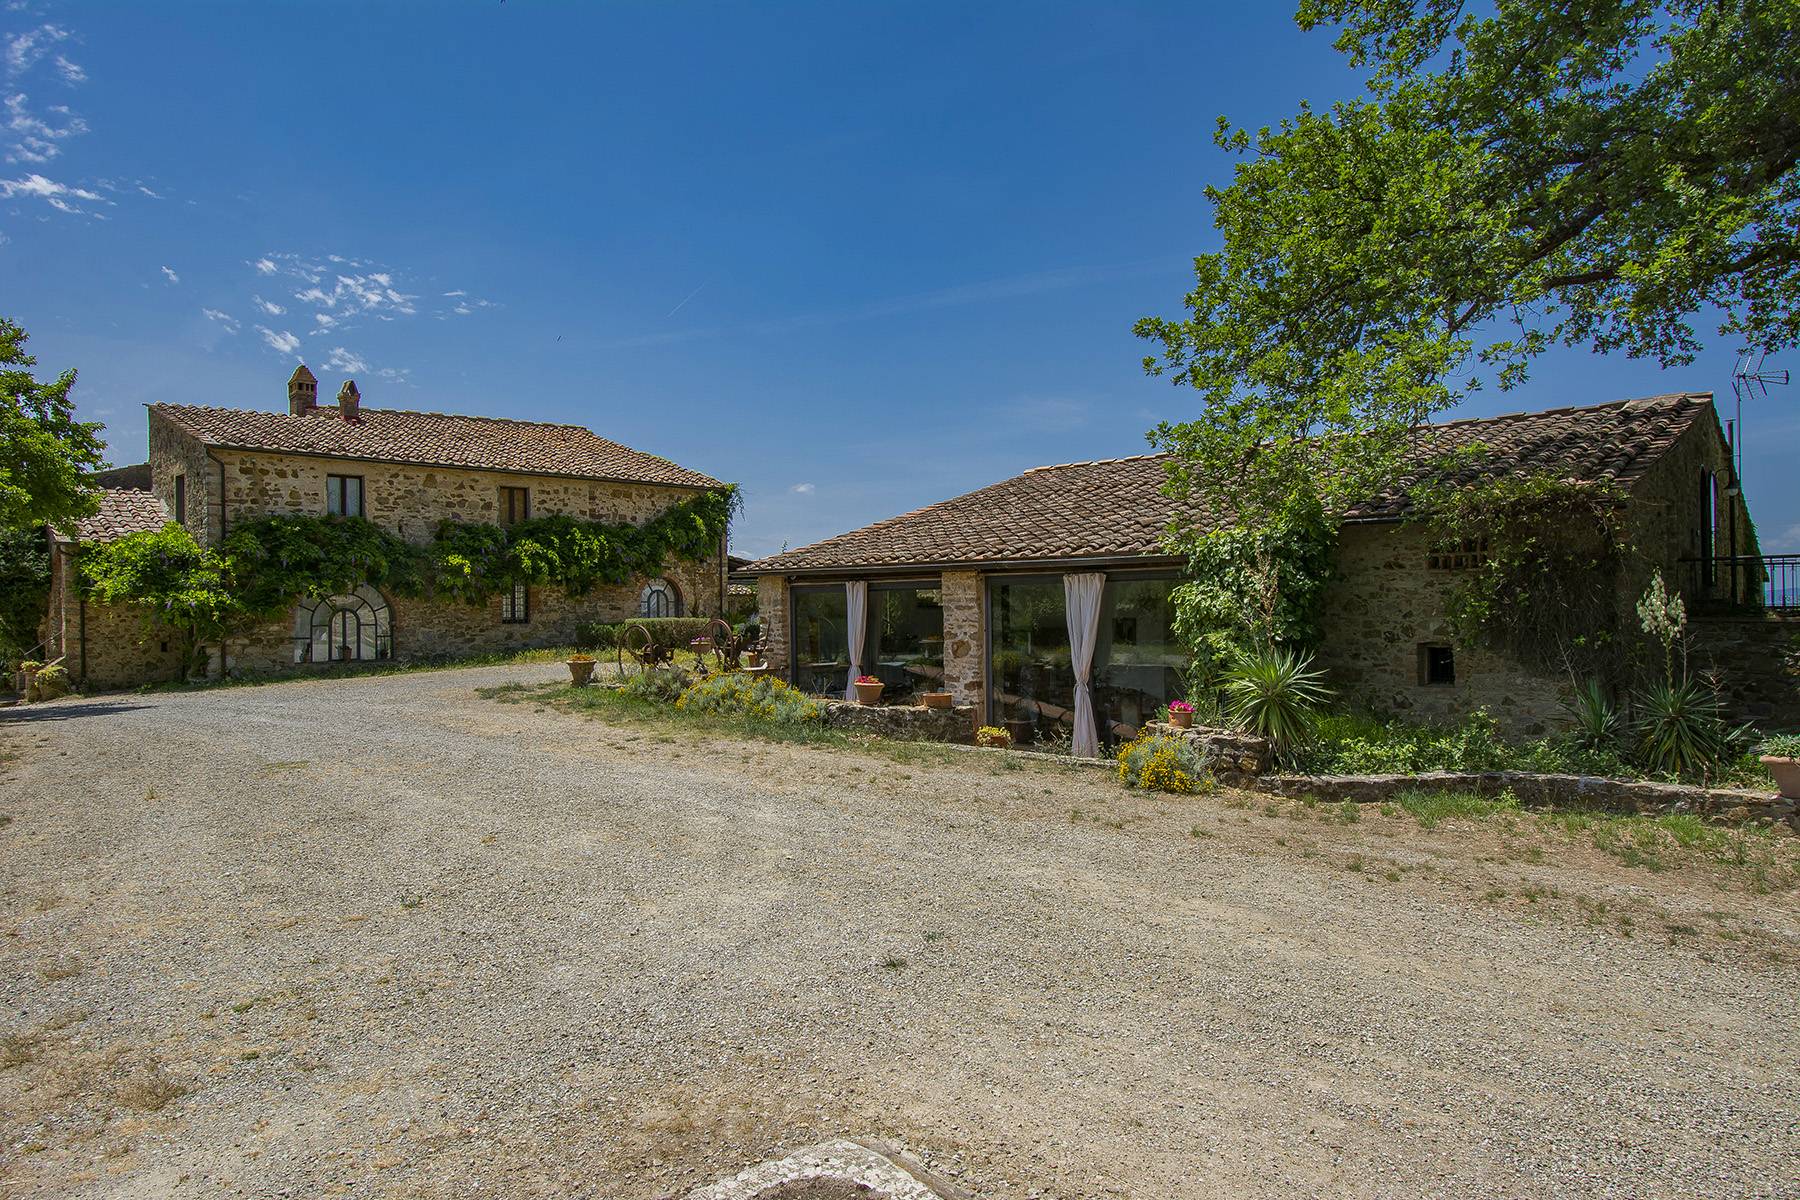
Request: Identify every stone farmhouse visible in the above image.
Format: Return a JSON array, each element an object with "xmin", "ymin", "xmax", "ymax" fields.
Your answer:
[
  {"xmin": 43, "ymin": 367, "xmax": 728, "ymax": 688},
  {"xmin": 746, "ymin": 393, "xmax": 1795, "ymax": 745}
]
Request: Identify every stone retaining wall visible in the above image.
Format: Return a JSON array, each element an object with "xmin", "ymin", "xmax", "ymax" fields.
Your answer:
[
  {"xmin": 1254, "ymin": 770, "xmax": 1794, "ymax": 827},
  {"xmin": 822, "ymin": 700, "xmax": 975, "ymax": 744},
  {"xmin": 1141, "ymin": 721, "xmax": 1273, "ymax": 784}
]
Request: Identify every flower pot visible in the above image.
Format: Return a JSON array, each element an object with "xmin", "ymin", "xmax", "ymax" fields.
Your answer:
[
  {"xmin": 1005, "ymin": 716, "xmax": 1034, "ymax": 746},
  {"xmin": 1761, "ymin": 755, "xmax": 1800, "ymax": 800},
  {"xmin": 922, "ymin": 691, "xmax": 953, "ymax": 710},
  {"xmin": 1168, "ymin": 709, "xmax": 1194, "ymax": 729},
  {"xmin": 853, "ymin": 680, "xmax": 884, "ymax": 706},
  {"xmin": 567, "ymin": 658, "xmax": 597, "ymax": 687}
]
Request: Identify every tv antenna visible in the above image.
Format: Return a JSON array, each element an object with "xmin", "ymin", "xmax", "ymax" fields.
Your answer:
[{"xmin": 1729, "ymin": 351, "xmax": 1788, "ymax": 489}]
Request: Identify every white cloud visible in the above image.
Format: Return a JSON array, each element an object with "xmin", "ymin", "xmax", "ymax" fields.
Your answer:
[
  {"xmin": 0, "ymin": 170, "xmax": 102, "ymax": 214},
  {"xmin": 322, "ymin": 346, "xmax": 368, "ymax": 373},
  {"xmin": 252, "ymin": 295, "xmax": 284, "ymax": 316},
  {"xmin": 135, "ymin": 183, "xmax": 160, "ymax": 198},
  {"xmin": 790, "ymin": 482, "xmax": 816, "ymax": 495},
  {"xmin": 202, "ymin": 308, "xmax": 240, "ymax": 334},
  {"xmin": 253, "ymin": 257, "xmax": 277, "ymax": 275},
  {"xmin": 160, "ymin": 265, "xmax": 178, "ymax": 284},
  {"xmin": 4, "ymin": 90, "xmax": 86, "ymax": 163},
  {"xmin": 376, "ymin": 366, "xmax": 411, "ymax": 383},
  {"xmin": 51, "ymin": 54, "xmax": 82, "ymax": 84},
  {"xmin": 4, "ymin": 24, "xmax": 70, "ymax": 78},
  {"xmin": 256, "ymin": 326, "xmax": 301, "ymax": 356}
]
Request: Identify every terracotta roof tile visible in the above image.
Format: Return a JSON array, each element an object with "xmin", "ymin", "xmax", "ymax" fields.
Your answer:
[
  {"xmin": 151, "ymin": 403, "xmax": 724, "ymax": 490},
  {"xmin": 60, "ymin": 487, "xmax": 171, "ymax": 543},
  {"xmin": 747, "ymin": 393, "xmax": 1714, "ymax": 574}
]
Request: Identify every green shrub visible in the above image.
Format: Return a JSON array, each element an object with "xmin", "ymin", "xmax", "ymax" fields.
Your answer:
[
  {"xmin": 1220, "ymin": 647, "xmax": 1331, "ymax": 756},
  {"xmin": 575, "ymin": 621, "xmax": 619, "ymax": 650},
  {"xmin": 620, "ymin": 667, "xmax": 689, "ymax": 704},
  {"xmin": 1115, "ymin": 732, "xmax": 1212, "ymax": 794},
  {"xmin": 1758, "ymin": 733, "xmax": 1800, "ymax": 758},
  {"xmin": 675, "ymin": 672, "xmax": 824, "ymax": 725},
  {"xmin": 1564, "ymin": 678, "xmax": 1621, "ymax": 752},
  {"xmin": 621, "ymin": 617, "xmax": 717, "ymax": 651},
  {"xmin": 1633, "ymin": 679, "xmax": 1750, "ymax": 783},
  {"xmin": 28, "ymin": 662, "xmax": 69, "ymax": 700}
]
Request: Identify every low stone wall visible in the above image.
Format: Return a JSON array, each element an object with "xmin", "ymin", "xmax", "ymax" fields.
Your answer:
[
  {"xmin": 1254, "ymin": 770, "xmax": 1794, "ymax": 827},
  {"xmin": 822, "ymin": 700, "xmax": 975, "ymax": 744},
  {"xmin": 1141, "ymin": 721, "xmax": 1273, "ymax": 785}
]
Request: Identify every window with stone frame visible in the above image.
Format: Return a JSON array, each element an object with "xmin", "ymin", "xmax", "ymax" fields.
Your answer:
[
  {"xmin": 1418, "ymin": 643, "xmax": 1456, "ymax": 686},
  {"xmin": 327, "ymin": 474, "xmax": 364, "ymax": 518},
  {"xmin": 639, "ymin": 578, "xmax": 680, "ymax": 618},
  {"xmin": 501, "ymin": 581, "xmax": 529, "ymax": 624},
  {"xmin": 1427, "ymin": 537, "xmax": 1488, "ymax": 570},
  {"xmin": 499, "ymin": 486, "xmax": 530, "ymax": 527}
]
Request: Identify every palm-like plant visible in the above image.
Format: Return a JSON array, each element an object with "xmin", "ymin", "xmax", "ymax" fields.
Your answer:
[
  {"xmin": 1220, "ymin": 646, "xmax": 1332, "ymax": 757},
  {"xmin": 1633, "ymin": 678, "xmax": 1743, "ymax": 781},
  {"xmin": 1563, "ymin": 678, "xmax": 1620, "ymax": 751}
]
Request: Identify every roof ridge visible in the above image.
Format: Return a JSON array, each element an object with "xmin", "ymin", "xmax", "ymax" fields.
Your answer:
[
  {"xmin": 1022, "ymin": 452, "xmax": 1166, "ymax": 474},
  {"xmin": 151, "ymin": 400, "xmax": 596, "ymax": 434},
  {"xmin": 1422, "ymin": 392, "xmax": 1708, "ymax": 431}
]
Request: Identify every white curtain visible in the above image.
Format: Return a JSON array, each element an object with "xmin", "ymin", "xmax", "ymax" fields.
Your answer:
[
  {"xmin": 845, "ymin": 580, "xmax": 868, "ymax": 700},
  {"xmin": 1065, "ymin": 572, "xmax": 1106, "ymax": 757}
]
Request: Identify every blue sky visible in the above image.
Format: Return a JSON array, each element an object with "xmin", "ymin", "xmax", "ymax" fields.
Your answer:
[{"xmin": 4, "ymin": 1, "xmax": 1795, "ymax": 557}]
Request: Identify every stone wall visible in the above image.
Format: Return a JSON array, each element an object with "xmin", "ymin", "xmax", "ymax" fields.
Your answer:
[
  {"xmin": 939, "ymin": 570, "xmax": 984, "ymax": 711},
  {"xmin": 42, "ymin": 541, "xmax": 187, "ymax": 689},
  {"xmin": 1141, "ymin": 721, "xmax": 1272, "ymax": 784},
  {"xmin": 821, "ymin": 699, "xmax": 976, "ymax": 743},
  {"xmin": 148, "ymin": 410, "xmax": 216, "ymax": 541},
  {"xmin": 1316, "ymin": 523, "xmax": 1571, "ymax": 734},
  {"xmin": 1616, "ymin": 408, "xmax": 1757, "ymax": 614},
  {"xmin": 1690, "ymin": 613, "xmax": 1800, "ymax": 730},
  {"xmin": 756, "ymin": 576, "xmax": 790, "ymax": 680},
  {"xmin": 1254, "ymin": 770, "xmax": 1793, "ymax": 827}
]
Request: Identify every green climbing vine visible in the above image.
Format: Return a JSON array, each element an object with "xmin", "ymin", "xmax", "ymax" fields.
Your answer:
[{"xmin": 78, "ymin": 486, "xmax": 738, "ymax": 663}]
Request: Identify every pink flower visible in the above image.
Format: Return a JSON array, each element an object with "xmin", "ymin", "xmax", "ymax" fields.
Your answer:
[
  {"xmin": 1168, "ymin": 700, "xmax": 1195, "ymax": 714},
  {"xmin": 855, "ymin": 674, "xmax": 880, "ymax": 684}
]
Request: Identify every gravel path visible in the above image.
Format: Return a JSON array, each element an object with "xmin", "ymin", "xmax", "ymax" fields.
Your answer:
[{"xmin": 1, "ymin": 665, "xmax": 1796, "ymax": 1199}]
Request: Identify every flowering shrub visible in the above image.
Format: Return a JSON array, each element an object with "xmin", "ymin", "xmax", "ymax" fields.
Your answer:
[
  {"xmin": 1116, "ymin": 733, "xmax": 1212, "ymax": 794},
  {"xmin": 975, "ymin": 725, "xmax": 1012, "ymax": 748},
  {"xmin": 676, "ymin": 672, "xmax": 824, "ymax": 725},
  {"xmin": 621, "ymin": 667, "xmax": 688, "ymax": 704}
]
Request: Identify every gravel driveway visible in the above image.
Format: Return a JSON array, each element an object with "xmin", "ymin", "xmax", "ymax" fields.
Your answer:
[{"xmin": 2, "ymin": 665, "xmax": 1796, "ymax": 1199}]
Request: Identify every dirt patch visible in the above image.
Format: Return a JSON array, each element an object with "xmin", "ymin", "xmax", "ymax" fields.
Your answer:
[{"xmin": 752, "ymin": 1180, "xmax": 883, "ymax": 1200}]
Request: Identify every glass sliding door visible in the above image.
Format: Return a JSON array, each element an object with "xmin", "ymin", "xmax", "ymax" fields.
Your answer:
[
  {"xmin": 987, "ymin": 571, "xmax": 1184, "ymax": 747},
  {"xmin": 986, "ymin": 576, "xmax": 1073, "ymax": 745},
  {"xmin": 790, "ymin": 586, "xmax": 850, "ymax": 695},
  {"xmin": 1093, "ymin": 575, "xmax": 1184, "ymax": 737},
  {"xmin": 866, "ymin": 583, "xmax": 944, "ymax": 703}
]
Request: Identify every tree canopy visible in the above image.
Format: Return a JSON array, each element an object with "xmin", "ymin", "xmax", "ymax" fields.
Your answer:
[
  {"xmin": 1, "ymin": 317, "xmax": 105, "ymax": 531},
  {"xmin": 1138, "ymin": 0, "xmax": 1799, "ymax": 522}
]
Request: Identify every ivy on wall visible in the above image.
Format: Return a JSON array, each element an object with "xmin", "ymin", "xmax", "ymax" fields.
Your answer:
[
  {"xmin": 77, "ymin": 487, "xmax": 737, "ymax": 667},
  {"xmin": 1410, "ymin": 473, "xmax": 1626, "ymax": 677}
]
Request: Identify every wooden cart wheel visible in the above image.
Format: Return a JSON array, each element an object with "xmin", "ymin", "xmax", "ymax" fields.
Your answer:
[
  {"xmin": 706, "ymin": 617, "xmax": 739, "ymax": 672},
  {"xmin": 616, "ymin": 622, "xmax": 655, "ymax": 679}
]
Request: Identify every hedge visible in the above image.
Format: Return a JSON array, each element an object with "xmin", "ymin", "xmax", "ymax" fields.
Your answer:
[{"xmin": 576, "ymin": 616, "xmax": 718, "ymax": 652}]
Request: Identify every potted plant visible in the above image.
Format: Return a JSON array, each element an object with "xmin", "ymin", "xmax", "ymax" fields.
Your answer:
[
  {"xmin": 976, "ymin": 725, "xmax": 1013, "ymax": 749},
  {"xmin": 1757, "ymin": 734, "xmax": 1800, "ymax": 800},
  {"xmin": 853, "ymin": 674, "xmax": 884, "ymax": 705},
  {"xmin": 921, "ymin": 690, "xmax": 954, "ymax": 710},
  {"xmin": 566, "ymin": 653, "xmax": 597, "ymax": 686},
  {"xmin": 1167, "ymin": 699, "xmax": 1196, "ymax": 730}
]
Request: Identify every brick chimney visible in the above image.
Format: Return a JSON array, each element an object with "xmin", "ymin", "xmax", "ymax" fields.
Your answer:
[
  {"xmin": 287, "ymin": 364, "xmax": 318, "ymax": 416},
  {"xmin": 337, "ymin": 380, "xmax": 361, "ymax": 422}
]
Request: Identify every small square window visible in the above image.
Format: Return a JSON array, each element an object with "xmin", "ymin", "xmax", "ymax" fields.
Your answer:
[
  {"xmin": 1428, "ymin": 537, "xmax": 1488, "ymax": 570},
  {"xmin": 1419, "ymin": 644, "xmax": 1456, "ymax": 686},
  {"xmin": 500, "ymin": 582, "xmax": 529, "ymax": 624}
]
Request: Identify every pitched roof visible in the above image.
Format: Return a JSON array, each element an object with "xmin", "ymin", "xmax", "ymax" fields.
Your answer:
[
  {"xmin": 150, "ymin": 403, "xmax": 724, "ymax": 490},
  {"xmin": 58, "ymin": 487, "xmax": 171, "ymax": 544},
  {"xmin": 746, "ymin": 393, "xmax": 1714, "ymax": 575}
]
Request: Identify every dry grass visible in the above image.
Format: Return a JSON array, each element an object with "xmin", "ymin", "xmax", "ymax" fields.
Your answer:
[{"xmin": 115, "ymin": 1063, "xmax": 188, "ymax": 1112}]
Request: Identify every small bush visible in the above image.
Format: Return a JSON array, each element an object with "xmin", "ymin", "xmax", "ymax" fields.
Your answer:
[
  {"xmin": 620, "ymin": 667, "xmax": 689, "ymax": 704},
  {"xmin": 1758, "ymin": 733, "xmax": 1800, "ymax": 758},
  {"xmin": 575, "ymin": 621, "xmax": 618, "ymax": 650},
  {"xmin": 1116, "ymin": 733, "xmax": 1212, "ymax": 794},
  {"xmin": 675, "ymin": 672, "xmax": 823, "ymax": 725},
  {"xmin": 1220, "ymin": 647, "xmax": 1331, "ymax": 756},
  {"xmin": 1633, "ymin": 679, "xmax": 1750, "ymax": 783},
  {"xmin": 28, "ymin": 663, "xmax": 69, "ymax": 701}
]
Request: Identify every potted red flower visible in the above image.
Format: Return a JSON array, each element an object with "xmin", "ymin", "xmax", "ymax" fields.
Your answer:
[
  {"xmin": 853, "ymin": 674, "xmax": 884, "ymax": 705},
  {"xmin": 1167, "ymin": 699, "xmax": 1196, "ymax": 730}
]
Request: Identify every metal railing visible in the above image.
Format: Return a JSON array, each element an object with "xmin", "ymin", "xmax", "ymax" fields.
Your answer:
[{"xmin": 1681, "ymin": 554, "xmax": 1800, "ymax": 612}]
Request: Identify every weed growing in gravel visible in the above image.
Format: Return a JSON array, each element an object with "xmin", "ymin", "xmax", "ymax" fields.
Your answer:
[
  {"xmin": 116, "ymin": 1065, "xmax": 187, "ymax": 1112},
  {"xmin": 1392, "ymin": 787, "xmax": 1521, "ymax": 829}
]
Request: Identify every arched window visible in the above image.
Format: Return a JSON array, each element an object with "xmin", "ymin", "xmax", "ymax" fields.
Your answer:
[
  {"xmin": 291, "ymin": 585, "xmax": 393, "ymax": 663},
  {"xmin": 639, "ymin": 578, "xmax": 680, "ymax": 618}
]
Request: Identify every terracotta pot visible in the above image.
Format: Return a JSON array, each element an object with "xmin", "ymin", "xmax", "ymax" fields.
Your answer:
[
  {"xmin": 853, "ymin": 680, "xmax": 884, "ymax": 706},
  {"xmin": 1168, "ymin": 709, "xmax": 1194, "ymax": 729},
  {"xmin": 1761, "ymin": 755, "xmax": 1800, "ymax": 800},
  {"xmin": 922, "ymin": 691, "xmax": 953, "ymax": 710},
  {"xmin": 567, "ymin": 658, "xmax": 597, "ymax": 687}
]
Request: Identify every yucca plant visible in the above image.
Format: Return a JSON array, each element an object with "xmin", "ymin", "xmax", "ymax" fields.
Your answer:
[
  {"xmin": 1220, "ymin": 646, "xmax": 1332, "ymax": 758},
  {"xmin": 1633, "ymin": 678, "xmax": 1744, "ymax": 782},
  {"xmin": 1563, "ymin": 678, "xmax": 1620, "ymax": 751}
]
